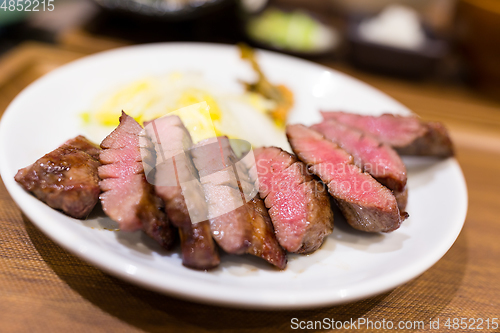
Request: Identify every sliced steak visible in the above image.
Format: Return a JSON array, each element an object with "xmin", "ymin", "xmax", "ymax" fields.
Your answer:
[
  {"xmin": 246, "ymin": 197, "xmax": 287, "ymax": 269},
  {"xmin": 15, "ymin": 136, "xmax": 101, "ymax": 219},
  {"xmin": 237, "ymin": 144, "xmax": 286, "ymax": 269},
  {"xmin": 321, "ymin": 111, "xmax": 454, "ymax": 157},
  {"xmin": 311, "ymin": 119, "xmax": 408, "ymax": 211},
  {"xmin": 99, "ymin": 112, "xmax": 175, "ymax": 249},
  {"xmin": 311, "ymin": 120, "xmax": 406, "ymax": 191},
  {"xmin": 395, "ymin": 121, "xmax": 454, "ymax": 157},
  {"xmin": 287, "ymin": 124, "xmax": 407, "ymax": 233},
  {"xmin": 191, "ymin": 137, "xmax": 253, "ymax": 254},
  {"xmin": 143, "ymin": 115, "xmax": 219, "ymax": 270},
  {"xmin": 254, "ymin": 146, "xmax": 333, "ymax": 253},
  {"xmin": 191, "ymin": 137, "xmax": 286, "ymax": 268}
]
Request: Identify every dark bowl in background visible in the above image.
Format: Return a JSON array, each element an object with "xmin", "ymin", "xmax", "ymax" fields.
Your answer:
[
  {"xmin": 347, "ymin": 15, "xmax": 448, "ymax": 79},
  {"xmin": 92, "ymin": 0, "xmax": 233, "ymax": 21}
]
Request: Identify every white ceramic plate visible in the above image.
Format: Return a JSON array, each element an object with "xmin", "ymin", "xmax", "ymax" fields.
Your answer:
[{"xmin": 0, "ymin": 43, "xmax": 467, "ymax": 309}]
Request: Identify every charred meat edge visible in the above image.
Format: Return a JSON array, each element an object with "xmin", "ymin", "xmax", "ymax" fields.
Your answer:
[
  {"xmin": 15, "ymin": 135, "xmax": 101, "ymax": 219},
  {"xmin": 321, "ymin": 111, "xmax": 454, "ymax": 157}
]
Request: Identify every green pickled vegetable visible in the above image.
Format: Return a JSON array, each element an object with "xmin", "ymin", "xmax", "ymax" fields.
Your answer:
[{"xmin": 246, "ymin": 8, "xmax": 331, "ymax": 52}]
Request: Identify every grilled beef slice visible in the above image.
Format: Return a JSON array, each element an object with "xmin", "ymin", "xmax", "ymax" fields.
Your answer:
[
  {"xmin": 99, "ymin": 112, "xmax": 175, "ymax": 249},
  {"xmin": 191, "ymin": 137, "xmax": 286, "ymax": 268},
  {"xmin": 246, "ymin": 197, "xmax": 287, "ymax": 269},
  {"xmin": 143, "ymin": 115, "xmax": 219, "ymax": 270},
  {"xmin": 321, "ymin": 111, "xmax": 454, "ymax": 157},
  {"xmin": 191, "ymin": 137, "xmax": 253, "ymax": 254},
  {"xmin": 311, "ymin": 120, "xmax": 408, "ymax": 211},
  {"xmin": 287, "ymin": 124, "xmax": 407, "ymax": 233},
  {"xmin": 235, "ymin": 142, "xmax": 287, "ymax": 269},
  {"xmin": 254, "ymin": 147, "xmax": 333, "ymax": 253},
  {"xmin": 394, "ymin": 186, "xmax": 408, "ymax": 212},
  {"xmin": 15, "ymin": 135, "xmax": 101, "ymax": 219}
]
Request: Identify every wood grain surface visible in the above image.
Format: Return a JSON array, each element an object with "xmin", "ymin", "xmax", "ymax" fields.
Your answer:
[{"xmin": 0, "ymin": 42, "xmax": 499, "ymax": 333}]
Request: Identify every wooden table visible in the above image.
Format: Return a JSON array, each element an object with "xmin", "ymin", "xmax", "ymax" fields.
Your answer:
[{"xmin": 0, "ymin": 41, "xmax": 499, "ymax": 332}]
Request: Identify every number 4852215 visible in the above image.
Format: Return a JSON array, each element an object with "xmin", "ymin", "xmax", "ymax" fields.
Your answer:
[
  {"xmin": 1, "ymin": 0, "xmax": 55, "ymax": 11},
  {"xmin": 444, "ymin": 318, "xmax": 498, "ymax": 330}
]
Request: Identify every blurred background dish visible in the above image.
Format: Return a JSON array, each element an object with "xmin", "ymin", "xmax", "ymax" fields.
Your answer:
[
  {"xmin": 1, "ymin": 0, "xmax": 498, "ymax": 93},
  {"xmin": 91, "ymin": 0, "xmax": 233, "ymax": 21},
  {"xmin": 244, "ymin": 6, "xmax": 340, "ymax": 57},
  {"xmin": 347, "ymin": 5, "xmax": 448, "ymax": 78}
]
